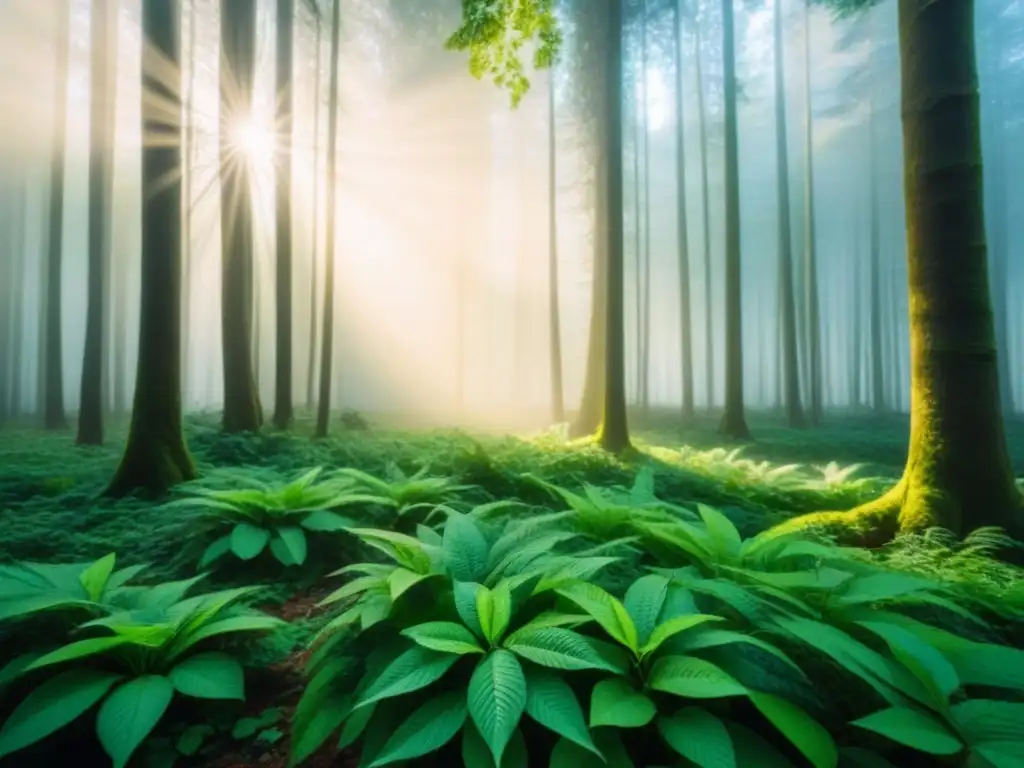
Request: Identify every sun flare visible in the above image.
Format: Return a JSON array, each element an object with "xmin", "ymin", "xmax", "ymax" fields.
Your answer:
[{"xmin": 230, "ymin": 117, "xmax": 276, "ymax": 161}]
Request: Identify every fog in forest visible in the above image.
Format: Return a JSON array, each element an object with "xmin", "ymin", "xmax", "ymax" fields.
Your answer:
[{"xmin": 0, "ymin": 0, "xmax": 1021, "ymax": 431}]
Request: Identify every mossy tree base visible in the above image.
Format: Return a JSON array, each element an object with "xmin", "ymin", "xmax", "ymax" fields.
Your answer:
[{"xmin": 106, "ymin": 437, "xmax": 196, "ymax": 498}]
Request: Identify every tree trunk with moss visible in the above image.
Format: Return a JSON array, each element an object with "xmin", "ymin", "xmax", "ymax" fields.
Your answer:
[
  {"xmin": 598, "ymin": 0, "xmax": 630, "ymax": 453},
  {"xmin": 772, "ymin": 0, "xmax": 1021, "ymax": 543},
  {"xmin": 717, "ymin": 0, "xmax": 749, "ymax": 440},
  {"xmin": 220, "ymin": 0, "xmax": 263, "ymax": 433},
  {"xmin": 107, "ymin": 0, "xmax": 196, "ymax": 497}
]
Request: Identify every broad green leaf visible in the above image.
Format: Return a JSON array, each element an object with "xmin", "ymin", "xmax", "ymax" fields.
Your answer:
[
  {"xmin": 950, "ymin": 700, "xmax": 1024, "ymax": 745},
  {"xmin": 96, "ymin": 676, "xmax": 175, "ymax": 768},
  {"xmin": 321, "ymin": 575, "xmax": 387, "ymax": 607},
  {"xmin": 666, "ymin": 628, "xmax": 804, "ymax": 673},
  {"xmin": 696, "ymin": 504, "xmax": 743, "ymax": 558},
  {"xmin": 442, "ymin": 513, "xmax": 490, "ymax": 582},
  {"xmin": 357, "ymin": 647, "xmax": 459, "ymax": 707},
  {"xmin": 728, "ymin": 722, "xmax": 795, "ymax": 767},
  {"xmin": 26, "ymin": 636, "xmax": 132, "ymax": 671},
  {"xmin": 851, "ymin": 706, "xmax": 963, "ymax": 755},
  {"xmin": 455, "ymin": 581, "xmax": 486, "ymax": 638},
  {"xmin": 369, "ymin": 691, "xmax": 468, "ymax": 766},
  {"xmin": 462, "ymin": 722, "xmax": 528, "ymax": 768},
  {"xmin": 748, "ymin": 691, "xmax": 837, "ymax": 768},
  {"xmin": 589, "ymin": 678, "xmax": 656, "ymax": 728},
  {"xmin": 478, "ymin": 581, "xmax": 513, "ymax": 644},
  {"xmin": 549, "ymin": 737, "xmax": 599, "ymax": 768},
  {"xmin": 168, "ymin": 652, "xmax": 245, "ymax": 700},
  {"xmin": 199, "ymin": 535, "xmax": 233, "ymax": 568},
  {"xmin": 272, "ymin": 526, "xmax": 309, "ymax": 566},
  {"xmin": 640, "ymin": 614, "xmax": 724, "ymax": 658},
  {"xmin": 468, "ymin": 650, "xmax": 527, "ymax": 766},
  {"xmin": 857, "ymin": 620, "xmax": 959, "ymax": 704},
  {"xmin": 79, "ymin": 553, "xmax": 117, "ymax": 602},
  {"xmin": 0, "ymin": 669, "xmax": 121, "ymax": 759},
  {"xmin": 648, "ymin": 655, "xmax": 746, "ymax": 699},
  {"xmin": 623, "ymin": 573, "xmax": 670, "ymax": 645},
  {"xmin": 658, "ymin": 708, "xmax": 735, "ymax": 767},
  {"xmin": 231, "ymin": 522, "xmax": 271, "ymax": 560},
  {"xmin": 533, "ymin": 557, "xmax": 621, "ymax": 594},
  {"xmin": 523, "ymin": 668, "xmax": 599, "ymax": 756},
  {"xmin": 178, "ymin": 614, "xmax": 284, "ymax": 650},
  {"xmin": 301, "ymin": 509, "xmax": 353, "ymax": 531},
  {"xmin": 555, "ymin": 582, "xmax": 639, "ymax": 653},
  {"xmin": 834, "ymin": 573, "xmax": 937, "ymax": 607},
  {"xmin": 338, "ymin": 701, "xmax": 374, "ymax": 750},
  {"xmin": 388, "ymin": 568, "xmax": 432, "ymax": 601},
  {"xmin": 402, "ymin": 622, "xmax": 485, "ymax": 655},
  {"xmin": 503, "ymin": 627, "xmax": 619, "ymax": 672}
]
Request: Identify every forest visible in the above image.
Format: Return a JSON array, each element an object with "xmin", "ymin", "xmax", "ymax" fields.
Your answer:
[{"xmin": 0, "ymin": 0, "xmax": 1023, "ymax": 765}]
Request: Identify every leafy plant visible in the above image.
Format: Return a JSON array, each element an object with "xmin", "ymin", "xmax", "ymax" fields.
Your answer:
[
  {"xmin": 336, "ymin": 462, "xmax": 475, "ymax": 519},
  {"xmin": 164, "ymin": 467, "xmax": 367, "ymax": 568},
  {"xmin": 0, "ymin": 585, "xmax": 283, "ymax": 767}
]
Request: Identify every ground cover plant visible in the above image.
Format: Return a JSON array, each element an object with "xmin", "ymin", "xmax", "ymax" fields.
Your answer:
[{"xmin": 1, "ymin": 413, "xmax": 1023, "ymax": 766}]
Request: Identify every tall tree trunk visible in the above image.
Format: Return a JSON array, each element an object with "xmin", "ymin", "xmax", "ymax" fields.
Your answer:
[
  {"xmin": 986, "ymin": 93, "xmax": 1013, "ymax": 417},
  {"xmin": 717, "ymin": 0, "xmax": 749, "ymax": 439},
  {"xmin": 599, "ymin": 0, "xmax": 630, "ymax": 453},
  {"xmin": 631, "ymin": 70, "xmax": 643, "ymax": 403},
  {"xmin": 44, "ymin": 0, "xmax": 71, "ymax": 431},
  {"xmin": 0, "ymin": 187, "xmax": 10, "ymax": 426},
  {"xmin": 639, "ymin": 0, "xmax": 652, "ymax": 413},
  {"xmin": 9, "ymin": 186, "xmax": 24, "ymax": 418},
  {"xmin": 77, "ymin": 0, "xmax": 114, "ymax": 446},
  {"xmin": 672, "ymin": 0, "xmax": 693, "ymax": 420},
  {"xmin": 802, "ymin": 0, "xmax": 822, "ymax": 426},
  {"xmin": 547, "ymin": 70, "xmax": 565, "ymax": 424},
  {"xmin": 220, "ymin": 0, "xmax": 263, "ymax": 433},
  {"xmin": 306, "ymin": 16, "xmax": 322, "ymax": 411},
  {"xmin": 867, "ymin": 96, "xmax": 885, "ymax": 413},
  {"xmin": 182, "ymin": 0, "xmax": 198, "ymax": 406},
  {"xmin": 850, "ymin": 208, "xmax": 863, "ymax": 408},
  {"xmin": 773, "ymin": 0, "xmax": 1022, "ymax": 542},
  {"xmin": 273, "ymin": 0, "xmax": 295, "ymax": 429},
  {"xmin": 773, "ymin": 0, "xmax": 804, "ymax": 429},
  {"xmin": 694, "ymin": 9, "xmax": 714, "ymax": 412},
  {"xmin": 107, "ymin": 0, "xmax": 196, "ymax": 496},
  {"xmin": 314, "ymin": 0, "xmax": 342, "ymax": 439}
]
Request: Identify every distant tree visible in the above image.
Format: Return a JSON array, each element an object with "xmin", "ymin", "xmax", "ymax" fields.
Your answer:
[
  {"xmin": 107, "ymin": 0, "xmax": 197, "ymax": 496},
  {"xmin": 220, "ymin": 0, "xmax": 263, "ymax": 433},
  {"xmin": 77, "ymin": 0, "xmax": 115, "ymax": 446},
  {"xmin": 314, "ymin": 0, "xmax": 342, "ymax": 439},
  {"xmin": 801, "ymin": 0, "xmax": 822, "ymax": 425},
  {"xmin": 43, "ymin": 0, "xmax": 70, "ymax": 431},
  {"xmin": 306, "ymin": 11, "xmax": 322, "ymax": 412},
  {"xmin": 547, "ymin": 67, "xmax": 565, "ymax": 424},
  {"xmin": 273, "ymin": 0, "xmax": 295, "ymax": 430}
]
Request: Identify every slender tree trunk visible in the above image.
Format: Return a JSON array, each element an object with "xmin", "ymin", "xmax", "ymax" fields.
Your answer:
[
  {"xmin": 107, "ymin": 0, "xmax": 196, "ymax": 496},
  {"xmin": 850, "ymin": 207, "xmax": 863, "ymax": 409},
  {"xmin": 220, "ymin": 0, "xmax": 263, "ymax": 433},
  {"xmin": 773, "ymin": 0, "xmax": 1022, "ymax": 542},
  {"xmin": 672, "ymin": 0, "xmax": 693, "ymax": 421},
  {"xmin": 273, "ymin": 0, "xmax": 295, "ymax": 429},
  {"xmin": 631, "ymin": 70, "xmax": 643, "ymax": 403},
  {"xmin": 868, "ymin": 101, "xmax": 885, "ymax": 412},
  {"xmin": 694, "ymin": 10, "xmax": 714, "ymax": 412},
  {"xmin": 639, "ymin": 0, "xmax": 652, "ymax": 413},
  {"xmin": 802, "ymin": 0, "xmax": 822, "ymax": 426},
  {"xmin": 44, "ymin": 0, "xmax": 71, "ymax": 431},
  {"xmin": 0, "ymin": 187, "xmax": 10, "ymax": 426},
  {"xmin": 314, "ymin": 0, "xmax": 342, "ymax": 439},
  {"xmin": 773, "ymin": 0, "xmax": 804, "ymax": 429},
  {"xmin": 77, "ymin": 0, "xmax": 114, "ymax": 446},
  {"xmin": 8, "ymin": 187, "xmax": 24, "ymax": 418},
  {"xmin": 599, "ymin": 0, "xmax": 630, "ymax": 453},
  {"xmin": 306, "ymin": 17, "xmax": 322, "ymax": 411},
  {"xmin": 182, "ymin": 0, "xmax": 198, "ymax": 406},
  {"xmin": 547, "ymin": 70, "xmax": 565, "ymax": 424},
  {"xmin": 717, "ymin": 0, "xmax": 749, "ymax": 439}
]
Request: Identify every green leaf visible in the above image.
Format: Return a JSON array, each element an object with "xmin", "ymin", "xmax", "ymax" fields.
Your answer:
[
  {"xmin": 176, "ymin": 724, "xmax": 215, "ymax": 756},
  {"xmin": 589, "ymin": 678, "xmax": 656, "ymax": 728},
  {"xmin": 640, "ymin": 614, "xmax": 724, "ymax": 658},
  {"xmin": 27, "ymin": 636, "xmax": 132, "ymax": 671},
  {"xmin": 388, "ymin": 568, "xmax": 432, "ymax": 601},
  {"xmin": 96, "ymin": 676, "xmax": 176, "ymax": 768},
  {"xmin": 851, "ymin": 706, "xmax": 963, "ymax": 755},
  {"xmin": 555, "ymin": 582, "xmax": 639, "ymax": 653},
  {"xmin": 442, "ymin": 513, "xmax": 490, "ymax": 582},
  {"xmin": 623, "ymin": 573, "xmax": 669, "ymax": 646},
  {"xmin": 858, "ymin": 620, "xmax": 959, "ymax": 705},
  {"xmin": 455, "ymin": 581, "xmax": 486, "ymax": 638},
  {"xmin": 696, "ymin": 504, "xmax": 743, "ymax": 558},
  {"xmin": 748, "ymin": 691, "xmax": 838, "ymax": 768},
  {"xmin": 199, "ymin": 535, "xmax": 233, "ymax": 568},
  {"xmin": 0, "ymin": 669, "xmax": 122, "ymax": 759},
  {"xmin": 272, "ymin": 526, "xmax": 308, "ymax": 566},
  {"xmin": 648, "ymin": 656, "xmax": 746, "ymax": 699},
  {"xmin": 462, "ymin": 722, "xmax": 527, "ymax": 768},
  {"xmin": 369, "ymin": 691, "xmax": 468, "ymax": 766},
  {"xmin": 337, "ymin": 701, "xmax": 373, "ymax": 751},
  {"xmin": 658, "ymin": 708, "xmax": 735, "ymax": 768},
  {"xmin": 549, "ymin": 737, "xmax": 600, "ymax": 768},
  {"xmin": 503, "ymin": 627, "xmax": 619, "ymax": 672},
  {"xmin": 950, "ymin": 700, "xmax": 1024, "ymax": 746},
  {"xmin": 402, "ymin": 622, "xmax": 485, "ymax": 655},
  {"xmin": 357, "ymin": 647, "xmax": 459, "ymax": 707},
  {"xmin": 231, "ymin": 522, "xmax": 271, "ymax": 560},
  {"xmin": 468, "ymin": 650, "xmax": 527, "ymax": 766},
  {"xmin": 478, "ymin": 581, "xmax": 513, "ymax": 644},
  {"xmin": 79, "ymin": 553, "xmax": 117, "ymax": 602},
  {"xmin": 523, "ymin": 668, "xmax": 599, "ymax": 756},
  {"xmin": 168, "ymin": 652, "xmax": 245, "ymax": 700},
  {"xmin": 301, "ymin": 509, "xmax": 353, "ymax": 531}
]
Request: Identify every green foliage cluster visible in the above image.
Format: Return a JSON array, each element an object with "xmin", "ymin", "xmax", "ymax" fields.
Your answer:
[
  {"xmin": 290, "ymin": 484, "xmax": 1024, "ymax": 767},
  {"xmin": 0, "ymin": 554, "xmax": 281, "ymax": 766}
]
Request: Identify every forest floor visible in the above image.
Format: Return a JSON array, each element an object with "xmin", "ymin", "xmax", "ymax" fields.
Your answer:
[{"xmin": 2, "ymin": 409, "xmax": 1024, "ymax": 766}]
